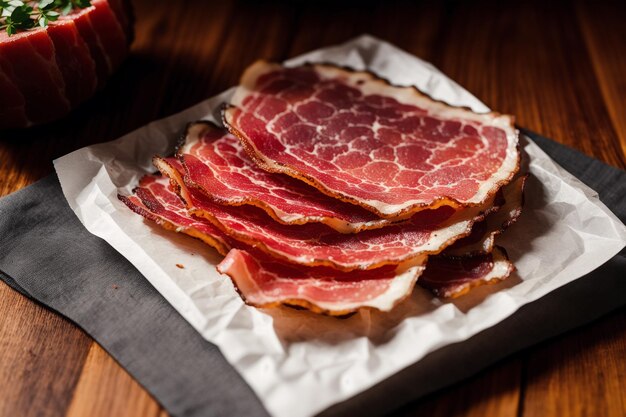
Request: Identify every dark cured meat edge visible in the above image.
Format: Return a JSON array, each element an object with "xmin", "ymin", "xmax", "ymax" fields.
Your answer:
[
  {"xmin": 444, "ymin": 174, "xmax": 528, "ymax": 256},
  {"xmin": 119, "ymin": 184, "xmax": 422, "ymax": 317},
  {"xmin": 222, "ymin": 61, "xmax": 521, "ymax": 219},
  {"xmin": 118, "ymin": 193, "xmax": 231, "ymax": 256},
  {"xmin": 154, "ymin": 157, "xmax": 506, "ymax": 271},
  {"xmin": 175, "ymin": 120, "xmax": 410, "ymax": 233},
  {"xmin": 418, "ymin": 246, "xmax": 515, "ymax": 298}
]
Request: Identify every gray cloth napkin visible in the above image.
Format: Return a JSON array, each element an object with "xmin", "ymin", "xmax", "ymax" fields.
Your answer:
[{"xmin": 0, "ymin": 130, "xmax": 624, "ymax": 417}]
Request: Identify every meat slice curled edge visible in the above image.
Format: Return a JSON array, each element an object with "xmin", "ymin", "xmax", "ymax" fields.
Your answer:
[
  {"xmin": 119, "ymin": 173, "xmax": 513, "ymax": 314},
  {"xmin": 119, "ymin": 175, "xmax": 426, "ymax": 315},
  {"xmin": 224, "ymin": 61, "xmax": 520, "ymax": 218},
  {"xmin": 418, "ymin": 247, "xmax": 514, "ymax": 298},
  {"xmin": 155, "ymin": 157, "xmax": 502, "ymax": 271},
  {"xmin": 179, "ymin": 121, "xmax": 408, "ymax": 233}
]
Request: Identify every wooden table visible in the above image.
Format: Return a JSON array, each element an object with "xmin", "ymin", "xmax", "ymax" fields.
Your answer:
[{"xmin": 1, "ymin": 1, "xmax": 625, "ymax": 416}]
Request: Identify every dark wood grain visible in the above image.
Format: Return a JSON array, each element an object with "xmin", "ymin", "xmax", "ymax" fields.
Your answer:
[
  {"xmin": 522, "ymin": 309, "xmax": 626, "ymax": 417},
  {"xmin": 576, "ymin": 0, "xmax": 626, "ymax": 159},
  {"xmin": 394, "ymin": 358, "xmax": 522, "ymax": 417},
  {"xmin": 0, "ymin": 282, "xmax": 92, "ymax": 417},
  {"xmin": 0, "ymin": 1, "xmax": 624, "ymax": 416}
]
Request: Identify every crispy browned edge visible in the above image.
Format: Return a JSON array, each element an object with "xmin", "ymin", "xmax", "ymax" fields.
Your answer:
[
  {"xmin": 120, "ymin": 180, "xmax": 419, "ymax": 316},
  {"xmin": 217, "ymin": 252, "xmax": 423, "ymax": 317},
  {"xmin": 445, "ymin": 174, "xmax": 529, "ymax": 257},
  {"xmin": 117, "ymin": 192, "xmax": 230, "ymax": 257},
  {"xmin": 428, "ymin": 246, "xmax": 515, "ymax": 299},
  {"xmin": 157, "ymin": 154, "xmax": 506, "ymax": 271},
  {"xmin": 120, "ymin": 174, "xmax": 507, "ymax": 313},
  {"xmin": 176, "ymin": 120, "xmax": 404, "ymax": 234},
  {"xmin": 222, "ymin": 60, "xmax": 521, "ymax": 219}
]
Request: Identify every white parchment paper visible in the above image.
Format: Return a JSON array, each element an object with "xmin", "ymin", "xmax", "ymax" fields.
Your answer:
[{"xmin": 54, "ymin": 35, "xmax": 626, "ymax": 417}]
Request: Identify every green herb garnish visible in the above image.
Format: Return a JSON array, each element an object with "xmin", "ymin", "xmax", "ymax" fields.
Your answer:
[{"xmin": 0, "ymin": 0, "xmax": 91, "ymax": 36}]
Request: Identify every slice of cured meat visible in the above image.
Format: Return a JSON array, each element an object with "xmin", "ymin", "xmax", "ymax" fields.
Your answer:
[
  {"xmin": 178, "ymin": 121, "xmax": 406, "ymax": 233},
  {"xmin": 118, "ymin": 188, "xmax": 231, "ymax": 257},
  {"xmin": 418, "ymin": 247, "xmax": 514, "ymax": 298},
  {"xmin": 217, "ymin": 249, "xmax": 424, "ymax": 315},
  {"xmin": 154, "ymin": 159, "xmax": 502, "ymax": 270},
  {"xmin": 119, "ymin": 175, "xmax": 426, "ymax": 315},
  {"xmin": 224, "ymin": 61, "xmax": 520, "ymax": 218},
  {"xmin": 445, "ymin": 175, "xmax": 527, "ymax": 256}
]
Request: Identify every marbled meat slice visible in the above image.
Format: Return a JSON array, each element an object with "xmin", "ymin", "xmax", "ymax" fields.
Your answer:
[
  {"xmin": 218, "ymin": 249, "xmax": 425, "ymax": 315},
  {"xmin": 118, "ymin": 175, "xmax": 426, "ymax": 315},
  {"xmin": 119, "ymin": 187, "xmax": 231, "ymax": 256},
  {"xmin": 155, "ymin": 159, "xmax": 502, "ymax": 271},
  {"xmin": 445, "ymin": 175, "xmax": 527, "ymax": 256},
  {"xmin": 418, "ymin": 247, "xmax": 514, "ymax": 298},
  {"xmin": 178, "ymin": 121, "xmax": 406, "ymax": 233},
  {"xmin": 224, "ymin": 61, "xmax": 519, "ymax": 218}
]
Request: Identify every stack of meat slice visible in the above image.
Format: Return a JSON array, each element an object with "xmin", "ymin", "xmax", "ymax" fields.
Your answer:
[{"xmin": 120, "ymin": 61, "xmax": 525, "ymax": 316}]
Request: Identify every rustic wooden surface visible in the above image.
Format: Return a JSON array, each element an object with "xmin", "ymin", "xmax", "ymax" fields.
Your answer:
[{"xmin": 1, "ymin": 0, "xmax": 625, "ymax": 416}]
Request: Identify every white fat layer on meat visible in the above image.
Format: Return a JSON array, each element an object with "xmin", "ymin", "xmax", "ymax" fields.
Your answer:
[
  {"xmin": 438, "ymin": 247, "xmax": 514, "ymax": 298},
  {"xmin": 181, "ymin": 121, "xmax": 399, "ymax": 233},
  {"xmin": 446, "ymin": 176, "xmax": 526, "ymax": 256},
  {"xmin": 209, "ymin": 186, "xmax": 494, "ymax": 269},
  {"xmin": 219, "ymin": 250, "xmax": 427, "ymax": 313}
]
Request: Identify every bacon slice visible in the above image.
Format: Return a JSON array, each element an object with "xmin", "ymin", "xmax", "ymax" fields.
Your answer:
[
  {"xmin": 155, "ymin": 159, "xmax": 502, "ymax": 271},
  {"xmin": 179, "ymin": 121, "xmax": 405, "ymax": 233},
  {"xmin": 118, "ymin": 176, "xmax": 426, "ymax": 315},
  {"xmin": 418, "ymin": 247, "xmax": 514, "ymax": 298},
  {"xmin": 445, "ymin": 175, "xmax": 527, "ymax": 256},
  {"xmin": 224, "ymin": 62, "xmax": 519, "ymax": 218}
]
